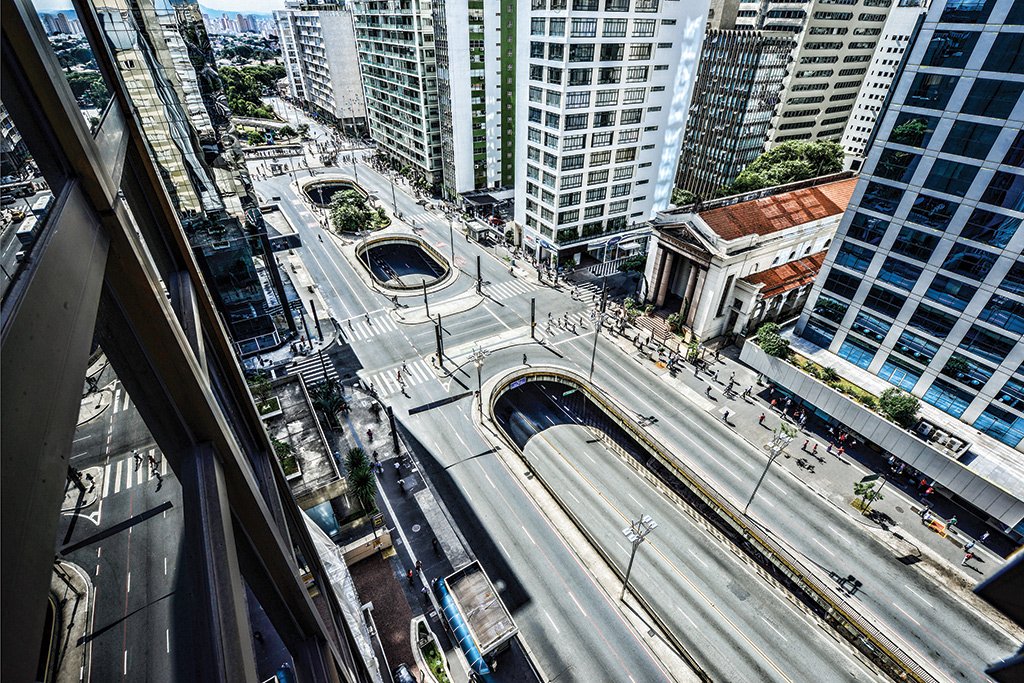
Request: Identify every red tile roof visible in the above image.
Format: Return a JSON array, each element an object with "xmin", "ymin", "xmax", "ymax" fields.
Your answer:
[
  {"xmin": 699, "ymin": 178, "xmax": 857, "ymax": 241},
  {"xmin": 742, "ymin": 251, "xmax": 828, "ymax": 299}
]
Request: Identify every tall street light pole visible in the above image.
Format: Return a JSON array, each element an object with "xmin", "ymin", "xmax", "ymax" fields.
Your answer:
[
  {"xmin": 620, "ymin": 514, "xmax": 657, "ymax": 600},
  {"xmin": 468, "ymin": 345, "xmax": 490, "ymax": 413},
  {"xmin": 744, "ymin": 424, "xmax": 795, "ymax": 514}
]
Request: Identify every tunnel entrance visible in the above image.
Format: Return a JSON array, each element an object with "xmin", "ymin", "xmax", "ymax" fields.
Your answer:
[
  {"xmin": 355, "ymin": 235, "xmax": 450, "ymax": 290},
  {"xmin": 303, "ymin": 179, "xmax": 363, "ymax": 208}
]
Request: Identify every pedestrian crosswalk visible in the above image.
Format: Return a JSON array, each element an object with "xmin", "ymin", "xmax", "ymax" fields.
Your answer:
[
  {"xmin": 339, "ymin": 312, "xmax": 397, "ymax": 344},
  {"xmin": 364, "ymin": 358, "xmax": 435, "ymax": 397},
  {"xmin": 99, "ymin": 448, "xmax": 170, "ymax": 500},
  {"xmin": 111, "ymin": 385, "xmax": 133, "ymax": 415},
  {"xmin": 485, "ymin": 278, "xmax": 539, "ymax": 301},
  {"xmin": 289, "ymin": 351, "xmax": 340, "ymax": 388}
]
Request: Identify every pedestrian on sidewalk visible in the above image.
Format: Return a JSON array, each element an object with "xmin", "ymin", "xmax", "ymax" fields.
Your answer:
[
  {"xmin": 802, "ymin": 439, "xmax": 809, "ymax": 450},
  {"xmin": 811, "ymin": 443, "xmax": 818, "ymax": 456},
  {"xmin": 759, "ymin": 413, "xmax": 765, "ymax": 425},
  {"xmin": 962, "ymin": 551, "xmax": 975, "ymax": 566},
  {"xmin": 947, "ymin": 516, "xmax": 958, "ymax": 531},
  {"xmin": 523, "ymin": 353, "xmax": 528, "ymax": 365},
  {"xmin": 722, "ymin": 410, "xmax": 730, "ymax": 422},
  {"xmin": 963, "ymin": 540, "xmax": 976, "ymax": 552},
  {"xmin": 705, "ymin": 386, "xmax": 712, "ymax": 398},
  {"xmin": 770, "ymin": 399, "xmax": 778, "ymax": 411},
  {"xmin": 407, "ymin": 569, "xmax": 414, "ymax": 584},
  {"xmin": 133, "ymin": 449, "xmax": 142, "ymax": 470},
  {"xmin": 729, "ymin": 372, "xmax": 735, "ymax": 384},
  {"xmin": 415, "ymin": 559, "xmax": 423, "ymax": 572}
]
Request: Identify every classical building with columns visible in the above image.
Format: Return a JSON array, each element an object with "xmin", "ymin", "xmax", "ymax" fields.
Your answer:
[{"xmin": 643, "ymin": 175, "xmax": 856, "ymax": 343}]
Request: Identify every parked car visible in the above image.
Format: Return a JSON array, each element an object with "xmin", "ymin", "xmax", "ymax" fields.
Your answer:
[{"xmin": 392, "ymin": 663, "xmax": 415, "ymax": 683}]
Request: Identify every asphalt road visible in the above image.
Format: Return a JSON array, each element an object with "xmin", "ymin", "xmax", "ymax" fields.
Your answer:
[
  {"xmin": 502, "ymin": 382, "xmax": 878, "ymax": 682},
  {"xmin": 248, "ymin": 104, "xmax": 1015, "ymax": 682},
  {"xmin": 61, "ymin": 372, "xmax": 186, "ymax": 683}
]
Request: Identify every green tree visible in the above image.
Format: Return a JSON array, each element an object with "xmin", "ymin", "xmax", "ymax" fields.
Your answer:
[
  {"xmin": 65, "ymin": 71, "xmax": 109, "ymax": 107},
  {"xmin": 755, "ymin": 322, "xmax": 790, "ymax": 358},
  {"xmin": 309, "ymin": 378, "xmax": 348, "ymax": 429},
  {"xmin": 246, "ymin": 130, "xmax": 265, "ymax": 145},
  {"xmin": 217, "ymin": 65, "xmax": 285, "ymax": 119},
  {"xmin": 853, "ymin": 479, "xmax": 884, "ymax": 511},
  {"xmin": 246, "ymin": 372, "xmax": 274, "ymax": 412},
  {"xmin": 345, "ymin": 447, "xmax": 369, "ymax": 475},
  {"xmin": 278, "ymin": 124, "xmax": 296, "ymax": 138},
  {"xmin": 724, "ymin": 141, "xmax": 844, "ymax": 195},
  {"xmin": 671, "ymin": 188, "xmax": 698, "ymax": 205},
  {"xmin": 272, "ymin": 438, "xmax": 298, "ymax": 477},
  {"xmin": 329, "ymin": 189, "xmax": 374, "ymax": 233},
  {"xmin": 348, "ymin": 463, "xmax": 377, "ymax": 511},
  {"xmin": 878, "ymin": 388, "xmax": 920, "ymax": 427}
]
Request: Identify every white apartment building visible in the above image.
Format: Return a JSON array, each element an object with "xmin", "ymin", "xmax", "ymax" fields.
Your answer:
[
  {"xmin": 276, "ymin": 1, "xmax": 367, "ymax": 135},
  {"xmin": 734, "ymin": 0, "xmax": 897, "ymax": 147},
  {"xmin": 516, "ymin": 0, "xmax": 708, "ymax": 269},
  {"xmin": 352, "ymin": 0, "xmax": 442, "ymax": 187},
  {"xmin": 840, "ymin": 0, "xmax": 925, "ymax": 169},
  {"xmin": 274, "ymin": 10, "xmax": 306, "ymax": 100},
  {"xmin": 433, "ymin": 0, "xmax": 514, "ymax": 199}
]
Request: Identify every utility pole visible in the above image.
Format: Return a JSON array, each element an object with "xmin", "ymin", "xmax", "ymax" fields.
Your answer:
[
  {"xmin": 468, "ymin": 346, "xmax": 490, "ymax": 412},
  {"xmin": 448, "ymin": 214, "xmax": 455, "ymax": 262},
  {"xmin": 310, "ymin": 298, "xmax": 323, "ymax": 341},
  {"xmin": 530, "ymin": 298, "xmax": 536, "ymax": 340},
  {"xmin": 588, "ymin": 311, "xmax": 605, "ymax": 381},
  {"xmin": 434, "ymin": 314, "xmax": 444, "ymax": 368},
  {"xmin": 476, "ymin": 255, "xmax": 482, "ymax": 295},
  {"xmin": 744, "ymin": 425, "xmax": 795, "ymax": 514},
  {"xmin": 620, "ymin": 514, "xmax": 657, "ymax": 600},
  {"xmin": 390, "ymin": 177, "xmax": 398, "ymax": 213},
  {"xmin": 422, "ymin": 279, "xmax": 430, "ymax": 318}
]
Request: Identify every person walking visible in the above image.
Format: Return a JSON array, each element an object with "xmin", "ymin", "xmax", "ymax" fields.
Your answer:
[
  {"xmin": 811, "ymin": 442, "xmax": 818, "ymax": 456},
  {"xmin": 962, "ymin": 551, "xmax": 975, "ymax": 566},
  {"xmin": 963, "ymin": 540, "xmax": 976, "ymax": 553},
  {"xmin": 133, "ymin": 449, "xmax": 142, "ymax": 471},
  {"xmin": 947, "ymin": 516, "xmax": 959, "ymax": 531},
  {"xmin": 415, "ymin": 559, "xmax": 423, "ymax": 572},
  {"xmin": 407, "ymin": 569, "xmax": 414, "ymax": 584},
  {"xmin": 722, "ymin": 409, "xmax": 730, "ymax": 422},
  {"xmin": 802, "ymin": 439, "xmax": 809, "ymax": 450},
  {"xmin": 705, "ymin": 386, "xmax": 712, "ymax": 398},
  {"xmin": 523, "ymin": 353, "xmax": 528, "ymax": 365},
  {"xmin": 759, "ymin": 412, "xmax": 766, "ymax": 425}
]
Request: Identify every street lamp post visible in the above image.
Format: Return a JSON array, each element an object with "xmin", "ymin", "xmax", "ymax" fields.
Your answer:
[
  {"xmin": 744, "ymin": 425, "xmax": 795, "ymax": 514},
  {"xmin": 588, "ymin": 311, "xmax": 606, "ymax": 381},
  {"xmin": 468, "ymin": 345, "xmax": 491, "ymax": 413},
  {"xmin": 620, "ymin": 514, "xmax": 657, "ymax": 600},
  {"xmin": 448, "ymin": 214, "xmax": 455, "ymax": 262}
]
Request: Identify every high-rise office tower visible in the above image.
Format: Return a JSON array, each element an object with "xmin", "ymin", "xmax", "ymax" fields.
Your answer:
[
  {"xmin": 2, "ymin": 1, "xmax": 377, "ymax": 680},
  {"xmin": 797, "ymin": 0, "xmax": 1024, "ymax": 452},
  {"xmin": 840, "ymin": 0, "xmax": 925, "ymax": 169},
  {"xmin": 275, "ymin": 1, "xmax": 368, "ymax": 136},
  {"xmin": 516, "ymin": 0, "xmax": 709, "ymax": 268},
  {"xmin": 735, "ymin": 0, "xmax": 898, "ymax": 146},
  {"xmin": 675, "ymin": 28, "xmax": 792, "ymax": 200},
  {"xmin": 95, "ymin": 0, "xmax": 294, "ymax": 348},
  {"xmin": 352, "ymin": 0, "xmax": 442, "ymax": 189},
  {"xmin": 433, "ymin": 0, "xmax": 514, "ymax": 199}
]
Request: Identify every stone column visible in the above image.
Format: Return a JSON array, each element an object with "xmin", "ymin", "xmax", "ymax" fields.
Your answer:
[{"xmin": 654, "ymin": 250, "xmax": 675, "ymax": 307}]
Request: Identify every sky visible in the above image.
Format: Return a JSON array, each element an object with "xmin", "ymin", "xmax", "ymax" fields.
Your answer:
[{"xmin": 34, "ymin": 0, "xmax": 282, "ymax": 14}]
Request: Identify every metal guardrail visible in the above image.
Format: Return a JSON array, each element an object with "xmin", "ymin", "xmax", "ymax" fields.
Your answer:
[{"xmin": 490, "ymin": 368, "xmax": 940, "ymax": 683}]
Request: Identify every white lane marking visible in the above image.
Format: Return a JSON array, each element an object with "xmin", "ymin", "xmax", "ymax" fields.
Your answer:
[
  {"xmin": 893, "ymin": 602, "xmax": 921, "ymax": 626},
  {"xmin": 484, "ymin": 472, "xmax": 496, "ymax": 490},
  {"xmin": 762, "ymin": 498, "xmax": 776, "ymax": 508},
  {"xmin": 114, "ymin": 460, "xmax": 122, "ymax": 494},
  {"xmin": 628, "ymin": 493, "xmax": 641, "ymax": 506},
  {"xmin": 812, "ymin": 538, "xmax": 835, "ymax": 556},
  {"xmin": 123, "ymin": 649, "xmax": 128, "ymax": 675},
  {"xmin": 568, "ymin": 591, "xmax": 587, "ymax": 617},
  {"xmin": 761, "ymin": 616, "xmax": 789, "ymax": 642},
  {"xmin": 166, "ymin": 629, "xmax": 170, "ymax": 654},
  {"xmin": 102, "ymin": 465, "xmax": 111, "ymax": 498},
  {"xmin": 544, "ymin": 610, "xmax": 561, "ymax": 634},
  {"xmin": 164, "ymin": 556, "xmax": 168, "ymax": 576},
  {"xmin": 768, "ymin": 480, "xmax": 787, "ymax": 494},
  {"xmin": 97, "ymin": 547, "xmax": 101, "ymax": 558},
  {"xmin": 121, "ymin": 391, "xmax": 130, "ymax": 412},
  {"xmin": 498, "ymin": 540, "xmax": 510, "ymax": 556},
  {"xmin": 521, "ymin": 526, "xmax": 536, "ymax": 546},
  {"xmin": 905, "ymin": 585, "xmax": 935, "ymax": 609},
  {"xmin": 73, "ymin": 435, "xmax": 92, "ymax": 443},
  {"xmin": 95, "ymin": 564, "xmax": 100, "ymax": 577},
  {"xmin": 125, "ymin": 462, "xmax": 132, "ymax": 490},
  {"xmin": 692, "ymin": 553, "xmax": 709, "ymax": 569},
  {"xmin": 481, "ymin": 302, "xmax": 512, "ymax": 330},
  {"xmin": 827, "ymin": 525, "xmax": 850, "ymax": 544},
  {"xmin": 127, "ymin": 572, "xmax": 131, "ymax": 593},
  {"xmin": 565, "ymin": 489, "xmax": 581, "ymax": 504},
  {"xmin": 676, "ymin": 606, "xmax": 698, "ymax": 629}
]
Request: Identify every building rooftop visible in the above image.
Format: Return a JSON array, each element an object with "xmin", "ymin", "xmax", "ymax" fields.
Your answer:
[
  {"xmin": 698, "ymin": 177, "xmax": 857, "ymax": 241},
  {"xmin": 742, "ymin": 250, "xmax": 827, "ymax": 298}
]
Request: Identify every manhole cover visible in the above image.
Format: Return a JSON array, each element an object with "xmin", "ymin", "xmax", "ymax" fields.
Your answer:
[
  {"xmin": 494, "ymin": 579, "xmax": 506, "ymax": 591},
  {"xmin": 412, "ymin": 524, "xmax": 421, "ymax": 533},
  {"xmin": 895, "ymin": 505, "xmax": 904, "ymax": 514}
]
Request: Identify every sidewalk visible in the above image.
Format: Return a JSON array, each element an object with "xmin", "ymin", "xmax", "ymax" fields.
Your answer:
[
  {"xmin": 597, "ymin": 322, "xmax": 1015, "ymax": 579},
  {"xmin": 50, "ymin": 560, "xmax": 93, "ymax": 683}
]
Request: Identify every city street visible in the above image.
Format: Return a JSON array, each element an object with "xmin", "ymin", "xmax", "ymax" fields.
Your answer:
[{"xmin": 244, "ymin": 108, "xmax": 1020, "ymax": 683}]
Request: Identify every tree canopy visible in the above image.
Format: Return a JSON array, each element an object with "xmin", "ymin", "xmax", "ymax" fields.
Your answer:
[
  {"xmin": 218, "ymin": 65, "xmax": 285, "ymax": 119},
  {"xmin": 878, "ymin": 388, "xmax": 920, "ymax": 428},
  {"xmin": 329, "ymin": 189, "xmax": 375, "ymax": 234},
  {"xmin": 724, "ymin": 140, "xmax": 844, "ymax": 196}
]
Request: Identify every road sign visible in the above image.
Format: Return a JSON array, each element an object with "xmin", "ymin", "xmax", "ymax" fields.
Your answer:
[
  {"xmin": 860, "ymin": 474, "xmax": 881, "ymax": 483},
  {"xmin": 372, "ymin": 513, "xmax": 384, "ymax": 528},
  {"xmin": 562, "ymin": 389, "xmax": 577, "ymax": 396},
  {"xmin": 509, "ymin": 378, "xmax": 527, "ymax": 390}
]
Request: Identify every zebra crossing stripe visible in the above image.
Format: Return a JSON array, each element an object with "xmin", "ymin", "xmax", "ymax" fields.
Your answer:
[{"xmin": 103, "ymin": 463, "xmax": 112, "ymax": 498}]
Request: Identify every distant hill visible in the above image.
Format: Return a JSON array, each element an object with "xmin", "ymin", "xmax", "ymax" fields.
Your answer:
[{"xmin": 34, "ymin": 4, "xmax": 275, "ymax": 18}]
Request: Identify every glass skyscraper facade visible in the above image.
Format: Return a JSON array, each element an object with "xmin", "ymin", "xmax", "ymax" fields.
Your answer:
[{"xmin": 797, "ymin": 0, "xmax": 1024, "ymax": 447}]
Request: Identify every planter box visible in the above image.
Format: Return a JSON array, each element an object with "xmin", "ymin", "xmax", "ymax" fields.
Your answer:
[
  {"xmin": 258, "ymin": 396, "xmax": 282, "ymax": 419},
  {"xmin": 412, "ymin": 617, "xmax": 452, "ymax": 683}
]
